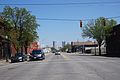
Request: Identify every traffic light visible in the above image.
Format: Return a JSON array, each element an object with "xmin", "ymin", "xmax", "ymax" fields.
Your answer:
[{"xmin": 80, "ymin": 20, "xmax": 82, "ymax": 27}]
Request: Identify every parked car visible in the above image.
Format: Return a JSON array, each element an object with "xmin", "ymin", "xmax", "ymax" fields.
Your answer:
[
  {"xmin": 29, "ymin": 50, "xmax": 45, "ymax": 61},
  {"xmin": 11, "ymin": 53, "xmax": 27, "ymax": 63},
  {"xmin": 55, "ymin": 51, "xmax": 61, "ymax": 55},
  {"xmin": 52, "ymin": 50, "xmax": 56, "ymax": 53},
  {"xmin": 67, "ymin": 50, "xmax": 71, "ymax": 53}
]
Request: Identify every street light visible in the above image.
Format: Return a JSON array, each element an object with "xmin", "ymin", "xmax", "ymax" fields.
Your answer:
[
  {"xmin": 5, "ymin": 36, "xmax": 8, "ymax": 39},
  {"xmin": 5, "ymin": 35, "xmax": 9, "ymax": 62}
]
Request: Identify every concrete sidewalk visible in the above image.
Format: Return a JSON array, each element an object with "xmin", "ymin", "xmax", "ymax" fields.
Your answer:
[{"xmin": 0, "ymin": 60, "xmax": 10, "ymax": 66}]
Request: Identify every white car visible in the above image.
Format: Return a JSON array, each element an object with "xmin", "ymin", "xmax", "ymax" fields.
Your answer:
[{"xmin": 55, "ymin": 51, "xmax": 60, "ymax": 55}]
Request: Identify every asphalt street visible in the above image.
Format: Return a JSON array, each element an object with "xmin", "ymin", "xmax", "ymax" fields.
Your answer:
[{"xmin": 0, "ymin": 52, "xmax": 120, "ymax": 80}]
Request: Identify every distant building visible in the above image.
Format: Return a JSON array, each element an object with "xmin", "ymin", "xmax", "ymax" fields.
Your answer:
[
  {"xmin": 62, "ymin": 41, "xmax": 66, "ymax": 47},
  {"xmin": 42, "ymin": 47, "xmax": 51, "ymax": 53},
  {"xmin": 53, "ymin": 41, "xmax": 56, "ymax": 48},
  {"xmin": 106, "ymin": 24, "xmax": 120, "ymax": 56}
]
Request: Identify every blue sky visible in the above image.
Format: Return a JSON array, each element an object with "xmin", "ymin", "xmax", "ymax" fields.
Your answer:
[{"xmin": 0, "ymin": 0, "xmax": 120, "ymax": 47}]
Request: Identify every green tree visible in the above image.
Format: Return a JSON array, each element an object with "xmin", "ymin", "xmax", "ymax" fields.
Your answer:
[
  {"xmin": 82, "ymin": 17, "xmax": 117, "ymax": 55},
  {"xmin": 0, "ymin": 6, "xmax": 39, "ymax": 53},
  {"xmin": 18, "ymin": 9, "xmax": 39, "ymax": 54},
  {"xmin": 61, "ymin": 43, "xmax": 71, "ymax": 52}
]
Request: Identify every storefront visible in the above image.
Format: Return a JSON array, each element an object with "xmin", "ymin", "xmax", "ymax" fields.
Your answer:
[{"xmin": 0, "ymin": 18, "xmax": 11, "ymax": 60}]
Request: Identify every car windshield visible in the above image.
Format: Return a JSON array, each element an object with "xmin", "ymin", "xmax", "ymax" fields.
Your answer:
[{"xmin": 32, "ymin": 50, "xmax": 43, "ymax": 54}]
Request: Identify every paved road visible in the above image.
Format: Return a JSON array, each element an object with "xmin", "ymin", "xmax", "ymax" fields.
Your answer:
[{"xmin": 0, "ymin": 52, "xmax": 120, "ymax": 80}]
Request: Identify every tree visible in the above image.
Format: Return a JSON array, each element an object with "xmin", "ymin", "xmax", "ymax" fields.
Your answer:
[
  {"xmin": 61, "ymin": 43, "xmax": 71, "ymax": 52},
  {"xmin": 82, "ymin": 17, "xmax": 117, "ymax": 55},
  {"xmin": 18, "ymin": 9, "xmax": 39, "ymax": 54},
  {"xmin": 0, "ymin": 6, "xmax": 39, "ymax": 53}
]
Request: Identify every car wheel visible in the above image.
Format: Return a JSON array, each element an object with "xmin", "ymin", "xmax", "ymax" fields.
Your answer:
[
  {"xmin": 43, "ymin": 57, "xmax": 45, "ymax": 60},
  {"xmin": 11, "ymin": 60, "xmax": 14, "ymax": 63}
]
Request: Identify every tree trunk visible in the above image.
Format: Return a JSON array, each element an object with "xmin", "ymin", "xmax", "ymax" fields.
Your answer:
[
  {"xmin": 25, "ymin": 46, "xmax": 28, "ymax": 55},
  {"xmin": 21, "ymin": 46, "xmax": 23, "ymax": 53},
  {"xmin": 25, "ymin": 41, "xmax": 28, "ymax": 55},
  {"xmin": 16, "ymin": 47, "xmax": 19, "ymax": 53},
  {"xmin": 13, "ymin": 43, "xmax": 20, "ymax": 54},
  {"xmin": 98, "ymin": 43, "xmax": 101, "ymax": 56}
]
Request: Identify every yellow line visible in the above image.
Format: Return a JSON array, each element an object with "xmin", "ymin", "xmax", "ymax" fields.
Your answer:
[
  {"xmin": 61, "ymin": 53, "xmax": 70, "ymax": 60},
  {"xmin": 45, "ymin": 53, "xmax": 51, "ymax": 56},
  {"xmin": 43, "ymin": 59, "xmax": 48, "ymax": 62}
]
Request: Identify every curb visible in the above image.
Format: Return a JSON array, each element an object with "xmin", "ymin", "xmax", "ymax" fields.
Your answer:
[{"xmin": 0, "ymin": 60, "xmax": 10, "ymax": 66}]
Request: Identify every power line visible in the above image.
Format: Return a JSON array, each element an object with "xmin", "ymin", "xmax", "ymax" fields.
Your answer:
[
  {"xmin": 106, "ymin": 16, "xmax": 120, "ymax": 19},
  {"xmin": 37, "ymin": 18, "xmax": 80, "ymax": 21},
  {"xmin": 37, "ymin": 16, "xmax": 120, "ymax": 22},
  {"xmin": 0, "ymin": 1, "xmax": 120, "ymax": 6}
]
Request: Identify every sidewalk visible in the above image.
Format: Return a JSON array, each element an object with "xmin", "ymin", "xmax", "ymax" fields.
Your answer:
[{"xmin": 0, "ymin": 59, "xmax": 10, "ymax": 66}]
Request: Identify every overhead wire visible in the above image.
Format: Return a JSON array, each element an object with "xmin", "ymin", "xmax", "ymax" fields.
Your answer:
[
  {"xmin": 0, "ymin": 1, "xmax": 120, "ymax": 6},
  {"xmin": 0, "ymin": 1, "xmax": 120, "ymax": 22},
  {"xmin": 37, "ymin": 16, "xmax": 120, "ymax": 22}
]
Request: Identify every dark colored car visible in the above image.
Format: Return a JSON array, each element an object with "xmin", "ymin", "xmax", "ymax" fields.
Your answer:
[
  {"xmin": 11, "ymin": 53, "xmax": 26, "ymax": 63},
  {"xmin": 67, "ymin": 50, "xmax": 71, "ymax": 53},
  {"xmin": 29, "ymin": 50, "xmax": 45, "ymax": 61},
  {"xmin": 52, "ymin": 50, "xmax": 56, "ymax": 53}
]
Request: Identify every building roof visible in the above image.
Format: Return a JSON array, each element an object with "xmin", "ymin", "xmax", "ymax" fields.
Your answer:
[{"xmin": 71, "ymin": 41, "xmax": 97, "ymax": 46}]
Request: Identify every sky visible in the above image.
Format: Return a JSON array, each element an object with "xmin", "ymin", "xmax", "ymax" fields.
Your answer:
[{"xmin": 0, "ymin": 0, "xmax": 120, "ymax": 47}]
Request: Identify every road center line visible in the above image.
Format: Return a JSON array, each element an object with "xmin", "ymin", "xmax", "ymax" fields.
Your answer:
[{"xmin": 61, "ymin": 53, "xmax": 70, "ymax": 60}]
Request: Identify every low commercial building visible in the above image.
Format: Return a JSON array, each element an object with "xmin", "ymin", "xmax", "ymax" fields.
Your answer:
[{"xmin": 71, "ymin": 41, "xmax": 98, "ymax": 53}]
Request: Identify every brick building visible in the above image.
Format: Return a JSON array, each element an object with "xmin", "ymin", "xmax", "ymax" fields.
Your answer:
[
  {"xmin": 0, "ymin": 17, "xmax": 11, "ymax": 60},
  {"xmin": 27, "ymin": 42, "xmax": 40, "ymax": 54},
  {"xmin": 106, "ymin": 24, "xmax": 120, "ymax": 56},
  {"xmin": 11, "ymin": 42, "xmax": 41, "ymax": 55}
]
